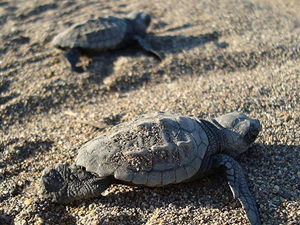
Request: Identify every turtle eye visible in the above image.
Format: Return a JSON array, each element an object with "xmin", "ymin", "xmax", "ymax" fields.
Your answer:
[
  {"xmin": 245, "ymin": 130, "xmax": 259, "ymax": 143},
  {"xmin": 232, "ymin": 117, "xmax": 243, "ymax": 128}
]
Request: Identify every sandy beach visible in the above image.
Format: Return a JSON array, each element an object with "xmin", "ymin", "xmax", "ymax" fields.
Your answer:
[{"xmin": 0, "ymin": 0, "xmax": 299, "ymax": 224}]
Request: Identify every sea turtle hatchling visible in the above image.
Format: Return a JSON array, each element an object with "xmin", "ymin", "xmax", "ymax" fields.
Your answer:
[
  {"xmin": 52, "ymin": 12, "xmax": 162, "ymax": 72},
  {"xmin": 40, "ymin": 112, "xmax": 262, "ymax": 225}
]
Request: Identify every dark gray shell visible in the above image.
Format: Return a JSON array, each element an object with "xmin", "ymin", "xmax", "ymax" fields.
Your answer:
[
  {"xmin": 75, "ymin": 112, "xmax": 209, "ymax": 187},
  {"xmin": 52, "ymin": 16, "xmax": 128, "ymax": 50}
]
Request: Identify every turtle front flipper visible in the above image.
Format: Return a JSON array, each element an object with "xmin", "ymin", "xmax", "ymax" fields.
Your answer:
[
  {"xmin": 64, "ymin": 48, "xmax": 84, "ymax": 73},
  {"xmin": 133, "ymin": 35, "xmax": 163, "ymax": 61},
  {"xmin": 212, "ymin": 154, "xmax": 261, "ymax": 225},
  {"xmin": 39, "ymin": 163, "xmax": 113, "ymax": 204}
]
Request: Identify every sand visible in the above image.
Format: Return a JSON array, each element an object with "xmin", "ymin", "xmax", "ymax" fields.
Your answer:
[{"xmin": 0, "ymin": 0, "xmax": 299, "ymax": 224}]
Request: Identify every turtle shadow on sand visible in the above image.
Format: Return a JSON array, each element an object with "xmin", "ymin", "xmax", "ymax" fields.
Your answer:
[
  {"xmin": 36, "ymin": 172, "xmax": 250, "ymax": 224},
  {"xmin": 96, "ymin": 177, "xmax": 233, "ymax": 223},
  {"xmin": 37, "ymin": 176, "xmax": 234, "ymax": 224},
  {"xmin": 152, "ymin": 30, "xmax": 228, "ymax": 53},
  {"xmin": 78, "ymin": 30, "xmax": 228, "ymax": 88}
]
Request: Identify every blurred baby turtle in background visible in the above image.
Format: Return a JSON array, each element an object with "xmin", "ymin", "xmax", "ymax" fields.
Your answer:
[{"xmin": 52, "ymin": 12, "xmax": 163, "ymax": 72}]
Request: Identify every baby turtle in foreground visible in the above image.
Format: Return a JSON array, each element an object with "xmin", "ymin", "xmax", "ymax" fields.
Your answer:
[
  {"xmin": 40, "ymin": 112, "xmax": 262, "ymax": 225},
  {"xmin": 52, "ymin": 12, "xmax": 162, "ymax": 72}
]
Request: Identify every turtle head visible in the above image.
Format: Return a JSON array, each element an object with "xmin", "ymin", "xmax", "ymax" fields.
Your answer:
[
  {"xmin": 126, "ymin": 12, "xmax": 151, "ymax": 33},
  {"xmin": 213, "ymin": 112, "xmax": 262, "ymax": 157}
]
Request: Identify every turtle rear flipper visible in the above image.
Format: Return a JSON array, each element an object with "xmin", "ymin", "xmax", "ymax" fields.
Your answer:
[
  {"xmin": 64, "ymin": 48, "xmax": 84, "ymax": 73},
  {"xmin": 133, "ymin": 35, "xmax": 163, "ymax": 61},
  {"xmin": 212, "ymin": 154, "xmax": 261, "ymax": 225},
  {"xmin": 40, "ymin": 163, "xmax": 113, "ymax": 204}
]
